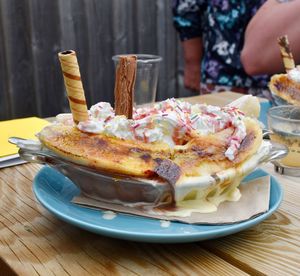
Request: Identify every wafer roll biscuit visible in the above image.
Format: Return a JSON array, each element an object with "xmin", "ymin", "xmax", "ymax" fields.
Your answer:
[
  {"xmin": 58, "ymin": 50, "xmax": 89, "ymax": 124},
  {"xmin": 114, "ymin": 55, "xmax": 137, "ymax": 119},
  {"xmin": 278, "ymin": 35, "xmax": 295, "ymax": 72}
]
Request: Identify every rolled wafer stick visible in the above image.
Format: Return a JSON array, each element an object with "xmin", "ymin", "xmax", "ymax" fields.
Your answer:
[
  {"xmin": 278, "ymin": 35, "xmax": 295, "ymax": 72},
  {"xmin": 114, "ymin": 55, "xmax": 137, "ymax": 119},
  {"xmin": 58, "ymin": 50, "xmax": 89, "ymax": 124}
]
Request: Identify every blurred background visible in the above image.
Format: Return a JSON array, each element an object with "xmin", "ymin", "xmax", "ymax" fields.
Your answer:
[{"xmin": 0, "ymin": 0, "xmax": 194, "ymax": 121}]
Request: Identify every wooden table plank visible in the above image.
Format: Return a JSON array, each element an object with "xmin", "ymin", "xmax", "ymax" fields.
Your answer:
[
  {"xmin": 0, "ymin": 164, "xmax": 249, "ymax": 276},
  {"xmin": 202, "ymin": 163, "xmax": 300, "ymax": 275}
]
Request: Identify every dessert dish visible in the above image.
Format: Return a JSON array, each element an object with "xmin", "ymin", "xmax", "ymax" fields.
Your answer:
[
  {"xmin": 269, "ymin": 67, "xmax": 300, "ymax": 106},
  {"xmin": 269, "ymin": 35, "xmax": 300, "ymax": 106},
  {"xmin": 16, "ymin": 50, "xmax": 285, "ymax": 215},
  {"xmin": 38, "ymin": 95, "xmax": 272, "ymax": 213}
]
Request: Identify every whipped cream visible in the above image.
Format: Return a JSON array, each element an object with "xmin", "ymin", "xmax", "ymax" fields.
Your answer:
[
  {"xmin": 56, "ymin": 113, "xmax": 74, "ymax": 125},
  {"xmin": 288, "ymin": 67, "xmax": 300, "ymax": 83},
  {"xmin": 59, "ymin": 98, "xmax": 248, "ymax": 161}
]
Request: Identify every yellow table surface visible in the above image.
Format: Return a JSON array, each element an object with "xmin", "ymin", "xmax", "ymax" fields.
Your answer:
[{"xmin": 0, "ymin": 117, "xmax": 49, "ymax": 158}]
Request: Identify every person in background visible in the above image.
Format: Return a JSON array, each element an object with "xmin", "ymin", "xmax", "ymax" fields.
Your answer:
[{"xmin": 172, "ymin": 0, "xmax": 300, "ymax": 97}]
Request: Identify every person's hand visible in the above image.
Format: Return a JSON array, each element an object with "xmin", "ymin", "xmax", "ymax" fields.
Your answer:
[{"xmin": 184, "ymin": 61, "xmax": 201, "ymax": 92}]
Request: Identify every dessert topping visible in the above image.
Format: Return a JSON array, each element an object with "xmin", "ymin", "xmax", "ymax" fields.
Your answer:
[
  {"xmin": 65, "ymin": 98, "xmax": 247, "ymax": 160},
  {"xmin": 288, "ymin": 66, "xmax": 300, "ymax": 83}
]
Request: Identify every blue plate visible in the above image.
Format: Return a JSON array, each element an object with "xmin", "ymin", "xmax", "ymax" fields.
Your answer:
[
  {"xmin": 33, "ymin": 166, "xmax": 283, "ymax": 243},
  {"xmin": 259, "ymin": 101, "xmax": 272, "ymax": 127}
]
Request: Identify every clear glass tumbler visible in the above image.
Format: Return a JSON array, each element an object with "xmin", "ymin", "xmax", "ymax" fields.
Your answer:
[
  {"xmin": 112, "ymin": 54, "xmax": 162, "ymax": 106},
  {"xmin": 268, "ymin": 105, "xmax": 300, "ymax": 167}
]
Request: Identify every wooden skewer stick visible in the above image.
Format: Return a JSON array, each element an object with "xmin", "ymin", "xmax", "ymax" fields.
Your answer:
[
  {"xmin": 114, "ymin": 55, "xmax": 137, "ymax": 119},
  {"xmin": 278, "ymin": 35, "xmax": 295, "ymax": 73},
  {"xmin": 58, "ymin": 50, "xmax": 89, "ymax": 124}
]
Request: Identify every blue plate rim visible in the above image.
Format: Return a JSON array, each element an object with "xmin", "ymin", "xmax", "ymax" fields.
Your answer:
[{"xmin": 33, "ymin": 166, "xmax": 283, "ymax": 242}]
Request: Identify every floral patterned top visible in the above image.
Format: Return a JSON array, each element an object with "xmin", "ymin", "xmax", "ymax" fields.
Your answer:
[{"xmin": 173, "ymin": 0, "xmax": 269, "ymax": 91}]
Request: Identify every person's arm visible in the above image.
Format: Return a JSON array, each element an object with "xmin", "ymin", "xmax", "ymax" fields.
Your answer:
[
  {"xmin": 241, "ymin": 0, "xmax": 300, "ymax": 76},
  {"xmin": 172, "ymin": 0, "xmax": 206, "ymax": 92},
  {"xmin": 182, "ymin": 37, "xmax": 203, "ymax": 91}
]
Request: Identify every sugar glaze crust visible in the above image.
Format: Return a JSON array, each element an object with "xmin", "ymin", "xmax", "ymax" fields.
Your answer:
[{"xmin": 38, "ymin": 117, "xmax": 262, "ymax": 184}]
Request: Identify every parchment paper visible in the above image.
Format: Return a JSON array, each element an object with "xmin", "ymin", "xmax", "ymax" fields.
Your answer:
[{"xmin": 72, "ymin": 176, "xmax": 270, "ymax": 225}]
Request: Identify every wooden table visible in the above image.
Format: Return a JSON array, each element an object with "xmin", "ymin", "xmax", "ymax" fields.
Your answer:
[{"xmin": 1, "ymin": 92, "xmax": 299, "ymax": 275}]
